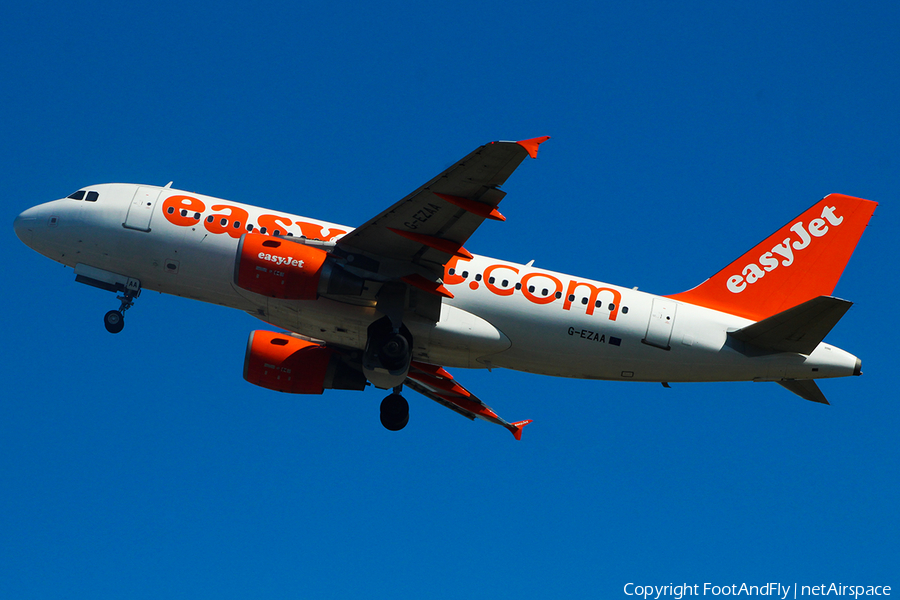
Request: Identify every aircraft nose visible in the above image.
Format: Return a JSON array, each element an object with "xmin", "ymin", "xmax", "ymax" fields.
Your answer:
[{"xmin": 13, "ymin": 207, "xmax": 39, "ymax": 246}]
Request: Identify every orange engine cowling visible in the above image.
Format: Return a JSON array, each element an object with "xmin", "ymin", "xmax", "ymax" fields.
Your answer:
[
  {"xmin": 243, "ymin": 330, "xmax": 367, "ymax": 394},
  {"xmin": 235, "ymin": 235, "xmax": 329, "ymax": 299},
  {"xmin": 234, "ymin": 235, "xmax": 365, "ymax": 299}
]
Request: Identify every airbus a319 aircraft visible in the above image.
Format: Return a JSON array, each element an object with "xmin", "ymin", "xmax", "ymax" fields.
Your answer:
[{"xmin": 14, "ymin": 137, "xmax": 877, "ymax": 439}]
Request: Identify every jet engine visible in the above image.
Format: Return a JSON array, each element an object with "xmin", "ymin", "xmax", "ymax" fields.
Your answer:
[
  {"xmin": 243, "ymin": 330, "xmax": 367, "ymax": 394},
  {"xmin": 234, "ymin": 235, "xmax": 364, "ymax": 299}
]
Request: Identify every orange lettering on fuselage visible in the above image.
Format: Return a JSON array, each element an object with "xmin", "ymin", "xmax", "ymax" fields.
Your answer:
[
  {"xmin": 161, "ymin": 195, "xmax": 203, "ymax": 227},
  {"xmin": 294, "ymin": 220, "xmax": 346, "ymax": 241},
  {"xmin": 257, "ymin": 214, "xmax": 293, "ymax": 237},
  {"xmin": 483, "ymin": 264, "xmax": 519, "ymax": 296},
  {"xmin": 206, "ymin": 204, "xmax": 250, "ymax": 239},
  {"xmin": 160, "ymin": 195, "xmax": 347, "ymax": 241},
  {"xmin": 521, "ymin": 272, "xmax": 562, "ymax": 304},
  {"xmin": 563, "ymin": 280, "xmax": 622, "ymax": 319},
  {"xmin": 444, "ymin": 256, "xmax": 620, "ymax": 321}
]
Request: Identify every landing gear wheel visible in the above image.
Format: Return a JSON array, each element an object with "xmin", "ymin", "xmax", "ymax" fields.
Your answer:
[
  {"xmin": 380, "ymin": 393, "xmax": 409, "ymax": 431},
  {"xmin": 104, "ymin": 310, "xmax": 124, "ymax": 334},
  {"xmin": 380, "ymin": 333, "xmax": 410, "ymax": 371}
]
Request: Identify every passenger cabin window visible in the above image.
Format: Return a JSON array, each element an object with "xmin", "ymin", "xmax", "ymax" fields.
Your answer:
[
  {"xmin": 85, "ymin": 191, "xmax": 99, "ymax": 202},
  {"xmin": 68, "ymin": 190, "xmax": 86, "ymax": 200}
]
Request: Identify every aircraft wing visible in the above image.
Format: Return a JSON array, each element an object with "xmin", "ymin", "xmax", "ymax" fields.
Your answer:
[
  {"xmin": 405, "ymin": 361, "xmax": 532, "ymax": 440},
  {"xmin": 336, "ymin": 137, "xmax": 549, "ymax": 275}
]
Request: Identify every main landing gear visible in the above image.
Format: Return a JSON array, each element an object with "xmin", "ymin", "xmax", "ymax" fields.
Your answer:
[
  {"xmin": 367, "ymin": 284, "xmax": 413, "ymax": 432},
  {"xmin": 103, "ymin": 285, "xmax": 140, "ymax": 334},
  {"xmin": 380, "ymin": 386, "xmax": 410, "ymax": 431}
]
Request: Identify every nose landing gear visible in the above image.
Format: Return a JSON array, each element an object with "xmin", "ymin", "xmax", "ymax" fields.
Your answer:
[
  {"xmin": 380, "ymin": 387, "xmax": 410, "ymax": 431},
  {"xmin": 73, "ymin": 267, "xmax": 142, "ymax": 334},
  {"xmin": 103, "ymin": 284, "xmax": 140, "ymax": 334}
]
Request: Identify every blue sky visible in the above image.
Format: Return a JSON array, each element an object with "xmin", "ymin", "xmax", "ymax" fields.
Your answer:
[{"xmin": 2, "ymin": 1, "xmax": 897, "ymax": 598}]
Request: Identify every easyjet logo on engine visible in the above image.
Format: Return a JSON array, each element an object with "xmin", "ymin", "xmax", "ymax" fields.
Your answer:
[
  {"xmin": 161, "ymin": 195, "xmax": 347, "ymax": 241},
  {"xmin": 726, "ymin": 205, "xmax": 844, "ymax": 294},
  {"xmin": 258, "ymin": 253, "xmax": 305, "ymax": 269}
]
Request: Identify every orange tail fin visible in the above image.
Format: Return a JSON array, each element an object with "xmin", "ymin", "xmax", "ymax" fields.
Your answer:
[{"xmin": 668, "ymin": 194, "xmax": 877, "ymax": 321}]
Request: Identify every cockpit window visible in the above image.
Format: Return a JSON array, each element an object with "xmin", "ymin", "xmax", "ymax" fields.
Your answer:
[
  {"xmin": 68, "ymin": 190, "xmax": 86, "ymax": 200},
  {"xmin": 85, "ymin": 191, "xmax": 99, "ymax": 202}
]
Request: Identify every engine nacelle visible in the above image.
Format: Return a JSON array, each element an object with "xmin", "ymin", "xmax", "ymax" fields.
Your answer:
[
  {"xmin": 234, "ymin": 235, "xmax": 364, "ymax": 299},
  {"xmin": 243, "ymin": 330, "xmax": 367, "ymax": 394}
]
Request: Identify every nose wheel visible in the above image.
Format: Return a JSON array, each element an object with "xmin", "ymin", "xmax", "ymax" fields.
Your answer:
[
  {"xmin": 380, "ymin": 388, "xmax": 409, "ymax": 431},
  {"xmin": 103, "ymin": 285, "xmax": 139, "ymax": 334},
  {"xmin": 104, "ymin": 310, "xmax": 125, "ymax": 334}
]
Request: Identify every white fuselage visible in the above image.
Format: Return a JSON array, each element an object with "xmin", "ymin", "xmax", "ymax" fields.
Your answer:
[{"xmin": 14, "ymin": 183, "xmax": 860, "ymax": 383}]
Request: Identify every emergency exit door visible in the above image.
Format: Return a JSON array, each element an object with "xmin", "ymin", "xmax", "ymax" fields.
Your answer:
[{"xmin": 123, "ymin": 187, "xmax": 162, "ymax": 232}]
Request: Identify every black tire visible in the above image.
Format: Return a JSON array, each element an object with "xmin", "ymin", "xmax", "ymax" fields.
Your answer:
[
  {"xmin": 104, "ymin": 310, "xmax": 124, "ymax": 334},
  {"xmin": 380, "ymin": 393, "xmax": 409, "ymax": 431}
]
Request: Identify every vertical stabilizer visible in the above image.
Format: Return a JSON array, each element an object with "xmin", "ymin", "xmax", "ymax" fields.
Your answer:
[{"xmin": 668, "ymin": 194, "xmax": 876, "ymax": 321}]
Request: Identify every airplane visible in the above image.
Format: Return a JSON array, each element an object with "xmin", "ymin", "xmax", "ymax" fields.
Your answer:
[{"xmin": 13, "ymin": 137, "xmax": 878, "ymax": 439}]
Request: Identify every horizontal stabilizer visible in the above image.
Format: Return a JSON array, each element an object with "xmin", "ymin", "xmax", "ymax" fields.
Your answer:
[
  {"xmin": 730, "ymin": 296, "xmax": 852, "ymax": 355},
  {"xmin": 777, "ymin": 379, "xmax": 829, "ymax": 404}
]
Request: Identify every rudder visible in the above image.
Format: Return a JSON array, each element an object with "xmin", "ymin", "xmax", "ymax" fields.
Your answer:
[{"xmin": 668, "ymin": 194, "xmax": 877, "ymax": 321}]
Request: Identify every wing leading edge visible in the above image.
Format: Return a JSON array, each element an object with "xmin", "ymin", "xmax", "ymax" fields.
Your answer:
[{"xmin": 336, "ymin": 137, "xmax": 550, "ymax": 273}]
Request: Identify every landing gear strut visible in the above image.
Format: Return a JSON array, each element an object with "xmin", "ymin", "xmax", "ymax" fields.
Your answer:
[
  {"xmin": 104, "ymin": 285, "xmax": 140, "ymax": 334},
  {"xmin": 369, "ymin": 284, "xmax": 413, "ymax": 432},
  {"xmin": 380, "ymin": 386, "xmax": 409, "ymax": 431}
]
